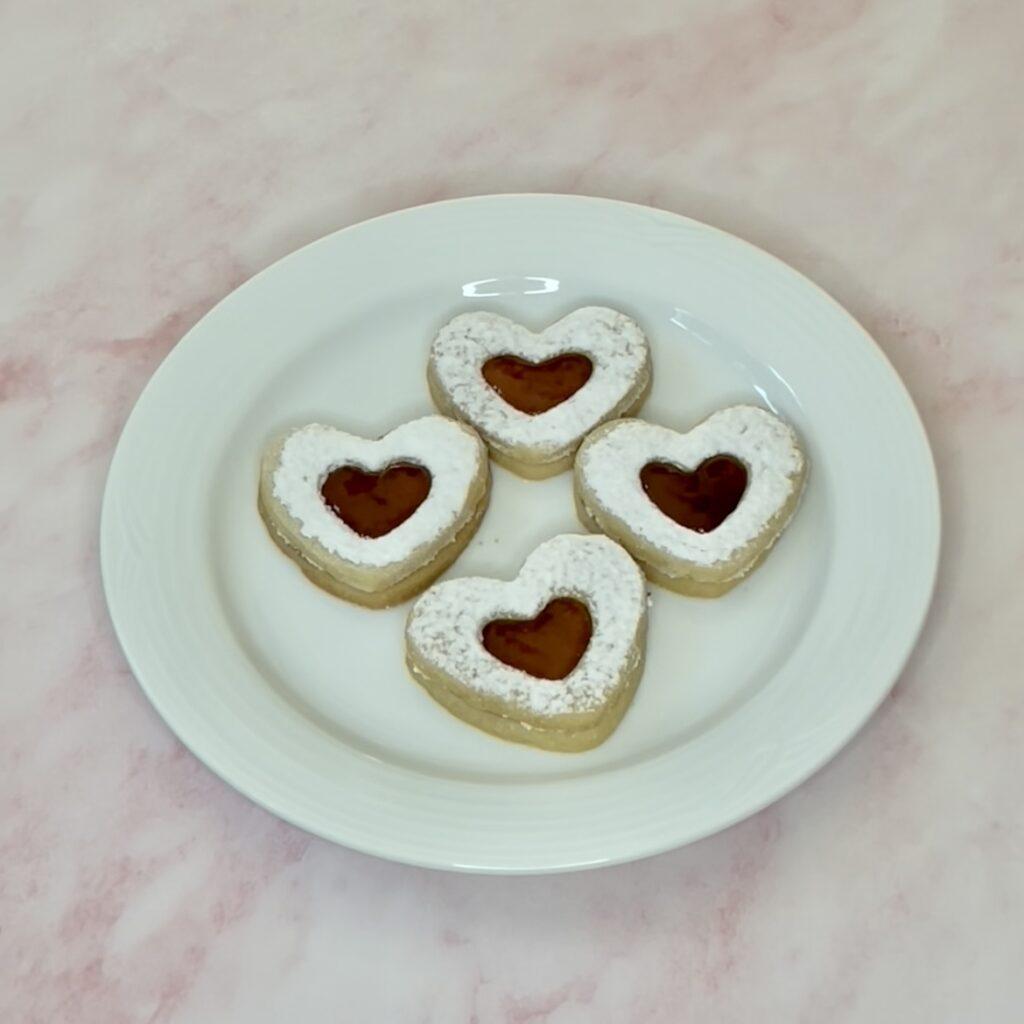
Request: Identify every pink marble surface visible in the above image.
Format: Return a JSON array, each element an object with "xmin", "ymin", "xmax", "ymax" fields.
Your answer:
[{"xmin": 2, "ymin": 0, "xmax": 1022, "ymax": 1019}]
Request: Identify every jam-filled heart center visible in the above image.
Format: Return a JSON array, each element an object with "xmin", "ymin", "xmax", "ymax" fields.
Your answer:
[
  {"xmin": 481, "ymin": 353, "xmax": 593, "ymax": 415},
  {"xmin": 321, "ymin": 462, "xmax": 431, "ymax": 538},
  {"xmin": 482, "ymin": 597, "xmax": 593, "ymax": 680},
  {"xmin": 640, "ymin": 456, "xmax": 748, "ymax": 533}
]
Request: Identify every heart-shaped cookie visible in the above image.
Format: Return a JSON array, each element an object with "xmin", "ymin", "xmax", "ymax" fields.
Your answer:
[
  {"xmin": 259, "ymin": 416, "xmax": 489, "ymax": 608},
  {"xmin": 405, "ymin": 534, "xmax": 648, "ymax": 752},
  {"xmin": 574, "ymin": 406, "xmax": 807, "ymax": 596},
  {"xmin": 428, "ymin": 307, "xmax": 651, "ymax": 479}
]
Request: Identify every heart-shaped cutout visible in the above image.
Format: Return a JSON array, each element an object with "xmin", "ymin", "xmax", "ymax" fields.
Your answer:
[
  {"xmin": 429, "ymin": 307, "xmax": 651, "ymax": 478},
  {"xmin": 321, "ymin": 462, "xmax": 432, "ymax": 539},
  {"xmin": 482, "ymin": 597, "xmax": 593, "ymax": 680},
  {"xmin": 481, "ymin": 354, "xmax": 594, "ymax": 415},
  {"xmin": 405, "ymin": 534, "xmax": 647, "ymax": 751},
  {"xmin": 259, "ymin": 416, "xmax": 489, "ymax": 607},
  {"xmin": 640, "ymin": 456, "xmax": 747, "ymax": 533},
  {"xmin": 574, "ymin": 407, "xmax": 806, "ymax": 596}
]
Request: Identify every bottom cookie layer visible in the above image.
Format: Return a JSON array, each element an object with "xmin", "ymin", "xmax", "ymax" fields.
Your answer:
[
  {"xmin": 406, "ymin": 641, "xmax": 646, "ymax": 753},
  {"xmin": 259, "ymin": 490, "xmax": 489, "ymax": 608},
  {"xmin": 487, "ymin": 447, "xmax": 575, "ymax": 480},
  {"xmin": 429, "ymin": 366, "xmax": 651, "ymax": 480},
  {"xmin": 574, "ymin": 491, "xmax": 783, "ymax": 597}
]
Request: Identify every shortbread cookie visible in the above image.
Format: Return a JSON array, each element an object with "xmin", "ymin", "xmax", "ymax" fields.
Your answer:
[
  {"xmin": 574, "ymin": 406, "xmax": 807, "ymax": 596},
  {"xmin": 259, "ymin": 416, "xmax": 489, "ymax": 608},
  {"xmin": 428, "ymin": 307, "xmax": 652, "ymax": 479},
  {"xmin": 405, "ymin": 534, "xmax": 648, "ymax": 752}
]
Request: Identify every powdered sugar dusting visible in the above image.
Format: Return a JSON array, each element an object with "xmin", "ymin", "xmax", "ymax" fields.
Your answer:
[
  {"xmin": 406, "ymin": 534, "xmax": 646, "ymax": 716},
  {"xmin": 577, "ymin": 407, "xmax": 805, "ymax": 567},
  {"xmin": 430, "ymin": 307, "xmax": 650, "ymax": 460},
  {"xmin": 270, "ymin": 416, "xmax": 482, "ymax": 569}
]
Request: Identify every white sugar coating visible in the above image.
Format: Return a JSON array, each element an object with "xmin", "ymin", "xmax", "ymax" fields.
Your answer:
[
  {"xmin": 577, "ymin": 406, "xmax": 805, "ymax": 567},
  {"xmin": 271, "ymin": 416, "xmax": 482, "ymax": 569},
  {"xmin": 406, "ymin": 534, "xmax": 646, "ymax": 717},
  {"xmin": 430, "ymin": 307, "xmax": 650, "ymax": 459}
]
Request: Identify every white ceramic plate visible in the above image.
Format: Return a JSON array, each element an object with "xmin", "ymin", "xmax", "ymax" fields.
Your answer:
[{"xmin": 101, "ymin": 195, "xmax": 939, "ymax": 873}]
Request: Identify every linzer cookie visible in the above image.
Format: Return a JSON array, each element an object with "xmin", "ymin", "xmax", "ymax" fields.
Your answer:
[
  {"xmin": 405, "ymin": 534, "xmax": 648, "ymax": 752},
  {"xmin": 428, "ymin": 307, "xmax": 652, "ymax": 479},
  {"xmin": 574, "ymin": 406, "xmax": 807, "ymax": 596},
  {"xmin": 259, "ymin": 416, "xmax": 489, "ymax": 608}
]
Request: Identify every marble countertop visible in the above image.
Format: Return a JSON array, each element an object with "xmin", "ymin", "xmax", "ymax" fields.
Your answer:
[{"xmin": 3, "ymin": 1, "xmax": 1022, "ymax": 1020}]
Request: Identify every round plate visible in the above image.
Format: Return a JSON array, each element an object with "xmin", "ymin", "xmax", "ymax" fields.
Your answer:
[{"xmin": 101, "ymin": 195, "xmax": 939, "ymax": 873}]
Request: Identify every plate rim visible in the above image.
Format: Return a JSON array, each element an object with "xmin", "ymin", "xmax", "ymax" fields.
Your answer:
[{"xmin": 100, "ymin": 193, "xmax": 941, "ymax": 873}]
